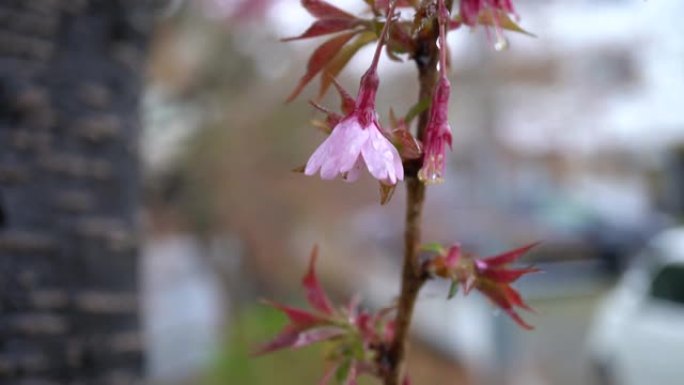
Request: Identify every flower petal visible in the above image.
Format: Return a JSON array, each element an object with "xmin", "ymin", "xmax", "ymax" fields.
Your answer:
[
  {"xmin": 305, "ymin": 117, "xmax": 368, "ymax": 180},
  {"xmin": 361, "ymin": 124, "xmax": 403, "ymax": 184},
  {"xmin": 343, "ymin": 157, "xmax": 364, "ymax": 183}
]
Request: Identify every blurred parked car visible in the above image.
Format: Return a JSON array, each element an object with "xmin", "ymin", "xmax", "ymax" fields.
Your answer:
[{"xmin": 586, "ymin": 227, "xmax": 684, "ymax": 385}]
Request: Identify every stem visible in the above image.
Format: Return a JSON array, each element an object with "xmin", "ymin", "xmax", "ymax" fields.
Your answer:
[
  {"xmin": 370, "ymin": 1, "xmax": 398, "ymax": 73},
  {"xmin": 384, "ymin": 1, "xmax": 441, "ymax": 383},
  {"xmin": 438, "ymin": 0, "xmax": 448, "ymax": 77}
]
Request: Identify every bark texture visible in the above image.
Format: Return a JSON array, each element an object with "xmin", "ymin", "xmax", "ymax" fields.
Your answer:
[{"xmin": 0, "ymin": 1, "xmax": 153, "ymax": 383}]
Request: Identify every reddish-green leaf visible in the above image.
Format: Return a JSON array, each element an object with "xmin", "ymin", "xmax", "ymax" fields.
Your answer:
[
  {"xmin": 330, "ymin": 77, "xmax": 356, "ymax": 115},
  {"xmin": 287, "ymin": 31, "xmax": 357, "ymax": 102},
  {"xmin": 480, "ymin": 266, "xmax": 541, "ymax": 284},
  {"xmin": 301, "ymin": 0, "xmax": 356, "ymax": 20},
  {"xmin": 484, "ymin": 242, "xmax": 539, "ymax": 266},
  {"xmin": 302, "ymin": 245, "xmax": 335, "ymax": 315},
  {"xmin": 319, "ymin": 31, "xmax": 376, "ymax": 99},
  {"xmin": 282, "ymin": 19, "xmax": 360, "ymax": 42},
  {"xmin": 262, "ymin": 299, "xmax": 323, "ymax": 326}
]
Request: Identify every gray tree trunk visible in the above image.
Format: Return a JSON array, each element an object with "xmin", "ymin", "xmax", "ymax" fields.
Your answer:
[{"xmin": 0, "ymin": 1, "xmax": 153, "ymax": 383}]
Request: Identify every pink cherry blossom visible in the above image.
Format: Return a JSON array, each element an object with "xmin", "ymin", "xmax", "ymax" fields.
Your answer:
[
  {"xmin": 304, "ymin": 4, "xmax": 404, "ymax": 185},
  {"xmin": 304, "ymin": 108, "xmax": 404, "ymax": 185}
]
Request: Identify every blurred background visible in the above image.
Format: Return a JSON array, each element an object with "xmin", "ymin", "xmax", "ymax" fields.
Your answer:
[{"xmin": 2, "ymin": 0, "xmax": 684, "ymax": 385}]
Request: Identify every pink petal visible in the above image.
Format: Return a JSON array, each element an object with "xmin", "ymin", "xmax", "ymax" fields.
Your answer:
[
  {"xmin": 361, "ymin": 124, "xmax": 404, "ymax": 184},
  {"xmin": 302, "ymin": 245, "xmax": 335, "ymax": 315},
  {"xmin": 343, "ymin": 157, "xmax": 364, "ymax": 182},
  {"xmin": 305, "ymin": 117, "xmax": 369, "ymax": 180}
]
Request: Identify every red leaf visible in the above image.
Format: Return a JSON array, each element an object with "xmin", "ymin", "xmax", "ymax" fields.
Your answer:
[
  {"xmin": 301, "ymin": 0, "xmax": 356, "ymax": 20},
  {"xmin": 292, "ymin": 327, "xmax": 345, "ymax": 348},
  {"xmin": 480, "ymin": 266, "xmax": 541, "ymax": 284},
  {"xmin": 263, "ymin": 299, "xmax": 324, "ymax": 326},
  {"xmin": 282, "ymin": 19, "xmax": 360, "ymax": 42},
  {"xmin": 503, "ymin": 285, "xmax": 535, "ymax": 312},
  {"xmin": 375, "ymin": 0, "xmax": 415, "ymax": 9},
  {"xmin": 484, "ymin": 242, "xmax": 539, "ymax": 266},
  {"xmin": 502, "ymin": 306, "xmax": 534, "ymax": 330},
  {"xmin": 330, "ymin": 78, "xmax": 356, "ymax": 115},
  {"xmin": 319, "ymin": 31, "xmax": 376, "ymax": 99},
  {"xmin": 476, "ymin": 281, "xmax": 534, "ymax": 330},
  {"xmin": 253, "ymin": 326, "xmax": 343, "ymax": 355},
  {"xmin": 287, "ymin": 31, "xmax": 357, "ymax": 102},
  {"xmin": 302, "ymin": 245, "xmax": 335, "ymax": 315},
  {"xmin": 253, "ymin": 327, "xmax": 301, "ymax": 355}
]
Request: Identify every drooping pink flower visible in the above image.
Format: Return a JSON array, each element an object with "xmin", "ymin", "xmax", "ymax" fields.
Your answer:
[
  {"xmin": 460, "ymin": 0, "xmax": 516, "ymax": 26},
  {"xmin": 459, "ymin": 0, "xmax": 519, "ymax": 49},
  {"xmin": 304, "ymin": 79, "xmax": 404, "ymax": 184},
  {"xmin": 418, "ymin": 76, "xmax": 452, "ymax": 184},
  {"xmin": 304, "ymin": 2, "xmax": 404, "ymax": 185},
  {"xmin": 418, "ymin": 0, "xmax": 453, "ymax": 184}
]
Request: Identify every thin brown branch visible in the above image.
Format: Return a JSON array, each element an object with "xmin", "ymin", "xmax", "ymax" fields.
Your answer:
[{"xmin": 384, "ymin": 1, "xmax": 441, "ymax": 383}]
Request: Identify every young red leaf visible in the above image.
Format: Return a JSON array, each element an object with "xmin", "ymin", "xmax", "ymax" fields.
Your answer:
[
  {"xmin": 484, "ymin": 242, "xmax": 539, "ymax": 266},
  {"xmin": 302, "ymin": 245, "xmax": 335, "ymax": 315},
  {"xmin": 479, "ymin": 266, "xmax": 541, "ymax": 284},
  {"xmin": 282, "ymin": 19, "xmax": 360, "ymax": 42},
  {"xmin": 262, "ymin": 299, "xmax": 324, "ymax": 326},
  {"xmin": 301, "ymin": 0, "xmax": 356, "ymax": 20},
  {"xmin": 318, "ymin": 31, "xmax": 376, "ymax": 99},
  {"xmin": 287, "ymin": 31, "xmax": 357, "ymax": 102},
  {"xmin": 330, "ymin": 77, "xmax": 356, "ymax": 115},
  {"xmin": 374, "ymin": 0, "xmax": 415, "ymax": 9},
  {"xmin": 476, "ymin": 280, "xmax": 534, "ymax": 330},
  {"xmin": 253, "ymin": 327, "xmax": 302, "ymax": 355},
  {"xmin": 253, "ymin": 326, "xmax": 344, "ymax": 355}
]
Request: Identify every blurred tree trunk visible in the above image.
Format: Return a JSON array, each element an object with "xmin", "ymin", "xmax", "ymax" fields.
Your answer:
[{"xmin": 0, "ymin": 1, "xmax": 153, "ymax": 383}]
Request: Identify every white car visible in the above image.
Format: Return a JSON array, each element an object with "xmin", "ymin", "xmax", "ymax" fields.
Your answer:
[{"xmin": 587, "ymin": 228, "xmax": 684, "ymax": 385}]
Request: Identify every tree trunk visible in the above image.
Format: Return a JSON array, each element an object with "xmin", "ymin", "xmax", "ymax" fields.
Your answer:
[{"xmin": 0, "ymin": 1, "xmax": 152, "ymax": 383}]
